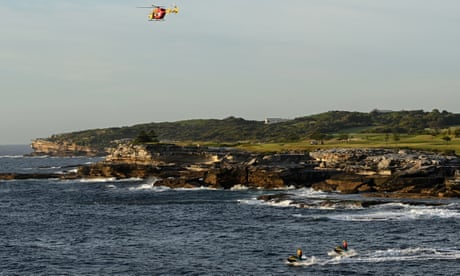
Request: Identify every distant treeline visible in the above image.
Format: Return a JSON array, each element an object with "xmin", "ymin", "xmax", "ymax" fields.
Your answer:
[{"xmin": 43, "ymin": 110, "xmax": 460, "ymax": 150}]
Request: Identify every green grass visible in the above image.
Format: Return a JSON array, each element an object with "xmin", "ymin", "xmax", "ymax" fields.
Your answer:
[
  {"xmin": 235, "ymin": 134, "xmax": 460, "ymax": 155},
  {"xmin": 173, "ymin": 134, "xmax": 460, "ymax": 155}
]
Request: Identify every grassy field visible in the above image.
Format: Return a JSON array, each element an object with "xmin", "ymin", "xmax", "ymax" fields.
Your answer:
[{"xmin": 235, "ymin": 134, "xmax": 460, "ymax": 155}]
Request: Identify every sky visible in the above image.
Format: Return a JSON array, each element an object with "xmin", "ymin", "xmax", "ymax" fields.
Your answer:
[{"xmin": 1, "ymin": 0, "xmax": 459, "ymax": 144}]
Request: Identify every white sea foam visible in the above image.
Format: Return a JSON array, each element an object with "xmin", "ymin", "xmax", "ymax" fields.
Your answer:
[
  {"xmin": 128, "ymin": 183, "xmax": 157, "ymax": 191},
  {"xmin": 239, "ymin": 197, "xmax": 307, "ymax": 208},
  {"xmin": 294, "ymin": 187, "xmax": 329, "ymax": 198},
  {"xmin": 293, "ymin": 247, "xmax": 460, "ymax": 267},
  {"xmin": 128, "ymin": 183, "xmax": 217, "ymax": 192},
  {"xmin": 80, "ymin": 177, "xmax": 116, "ymax": 183},
  {"xmin": 316, "ymin": 201, "xmax": 365, "ymax": 210},
  {"xmin": 327, "ymin": 211, "xmax": 406, "ymax": 222},
  {"xmin": 338, "ymin": 247, "xmax": 460, "ymax": 264},
  {"xmin": 327, "ymin": 248, "xmax": 358, "ymax": 258},
  {"xmin": 237, "ymin": 198, "xmax": 264, "ymax": 205},
  {"xmin": 122, "ymin": 177, "xmax": 168, "ymax": 191},
  {"xmin": 244, "ymin": 187, "xmax": 334, "ymax": 209},
  {"xmin": 327, "ymin": 204, "xmax": 460, "ymax": 221},
  {"xmin": 272, "ymin": 185, "xmax": 297, "ymax": 190},
  {"xmin": 408, "ymin": 205, "xmax": 460, "ymax": 219},
  {"xmin": 126, "ymin": 183, "xmax": 173, "ymax": 192},
  {"xmin": 370, "ymin": 202, "xmax": 409, "ymax": 209},
  {"xmin": 250, "ymin": 193, "xmax": 367, "ymax": 210},
  {"xmin": 267, "ymin": 199, "xmax": 294, "ymax": 207},
  {"xmin": 39, "ymin": 166, "xmax": 61, "ymax": 170},
  {"xmin": 0, "ymin": 155, "xmax": 23, "ymax": 158},
  {"xmin": 175, "ymin": 186, "xmax": 218, "ymax": 191},
  {"xmin": 80, "ymin": 177, "xmax": 141, "ymax": 183},
  {"xmin": 230, "ymin": 184, "xmax": 249, "ymax": 190}
]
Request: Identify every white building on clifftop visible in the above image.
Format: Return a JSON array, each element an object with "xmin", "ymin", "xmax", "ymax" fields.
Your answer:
[{"xmin": 264, "ymin": 118, "xmax": 291, "ymax": 124}]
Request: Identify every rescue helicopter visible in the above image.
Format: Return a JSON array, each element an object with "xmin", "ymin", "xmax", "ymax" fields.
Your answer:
[{"xmin": 137, "ymin": 3, "xmax": 179, "ymax": 21}]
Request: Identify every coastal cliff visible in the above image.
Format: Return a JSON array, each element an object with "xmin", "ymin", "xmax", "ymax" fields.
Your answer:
[
  {"xmin": 76, "ymin": 144, "xmax": 460, "ymax": 198},
  {"xmin": 30, "ymin": 139, "xmax": 107, "ymax": 157}
]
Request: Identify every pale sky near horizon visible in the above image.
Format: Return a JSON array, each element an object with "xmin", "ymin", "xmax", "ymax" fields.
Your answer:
[{"xmin": 1, "ymin": 0, "xmax": 459, "ymax": 144}]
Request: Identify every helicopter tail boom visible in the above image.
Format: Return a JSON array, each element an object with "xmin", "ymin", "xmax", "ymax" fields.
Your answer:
[{"xmin": 165, "ymin": 5, "xmax": 179, "ymax": 14}]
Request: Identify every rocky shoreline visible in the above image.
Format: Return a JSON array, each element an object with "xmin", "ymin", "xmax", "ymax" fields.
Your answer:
[
  {"xmin": 78, "ymin": 144, "xmax": 460, "ymax": 198},
  {"xmin": 10, "ymin": 143, "xmax": 460, "ymax": 198}
]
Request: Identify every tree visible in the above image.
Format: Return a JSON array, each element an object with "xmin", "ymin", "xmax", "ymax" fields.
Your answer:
[
  {"xmin": 442, "ymin": 136, "xmax": 451, "ymax": 144},
  {"xmin": 338, "ymin": 134, "xmax": 350, "ymax": 142},
  {"xmin": 454, "ymin": 128, "xmax": 460, "ymax": 138},
  {"xmin": 134, "ymin": 130, "xmax": 159, "ymax": 144}
]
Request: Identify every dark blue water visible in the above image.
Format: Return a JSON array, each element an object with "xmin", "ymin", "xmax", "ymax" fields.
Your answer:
[{"xmin": 1, "ymin": 146, "xmax": 459, "ymax": 275}]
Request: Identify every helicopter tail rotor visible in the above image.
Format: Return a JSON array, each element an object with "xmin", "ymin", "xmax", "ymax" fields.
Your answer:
[{"xmin": 166, "ymin": 4, "xmax": 179, "ymax": 14}]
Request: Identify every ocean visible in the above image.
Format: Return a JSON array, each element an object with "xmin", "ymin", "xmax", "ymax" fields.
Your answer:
[{"xmin": 1, "ymin": 145, "xmax": 459, "ymax": 275}]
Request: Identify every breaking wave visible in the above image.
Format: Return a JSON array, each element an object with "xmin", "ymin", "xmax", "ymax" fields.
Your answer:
[
  {"xmin": 326, "ymin": 204, "xmax": 460, "ymax": 221},
  {"xmin": 78, "ymin": 177, "xmax": 142, "ymax": 184}
]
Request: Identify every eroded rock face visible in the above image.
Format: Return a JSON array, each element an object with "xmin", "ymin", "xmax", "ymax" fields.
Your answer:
[
  {"xmin": 309, "ymin": 148, "xmax": 459, "ymax": 176},
  {"xmin": 81, "ymin": 143, "xmax": 325, "ymax": 189},
  {"xmin": 106, "ymin": 143, "xmax": 217, "ymax": 165},
  {"xmin": 30, "ymin": 139, "xmax": 105, "ymax": 156},
  {"xmin": 309, "ymin": 149, "xmax": 460, "ymax": 197}
]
